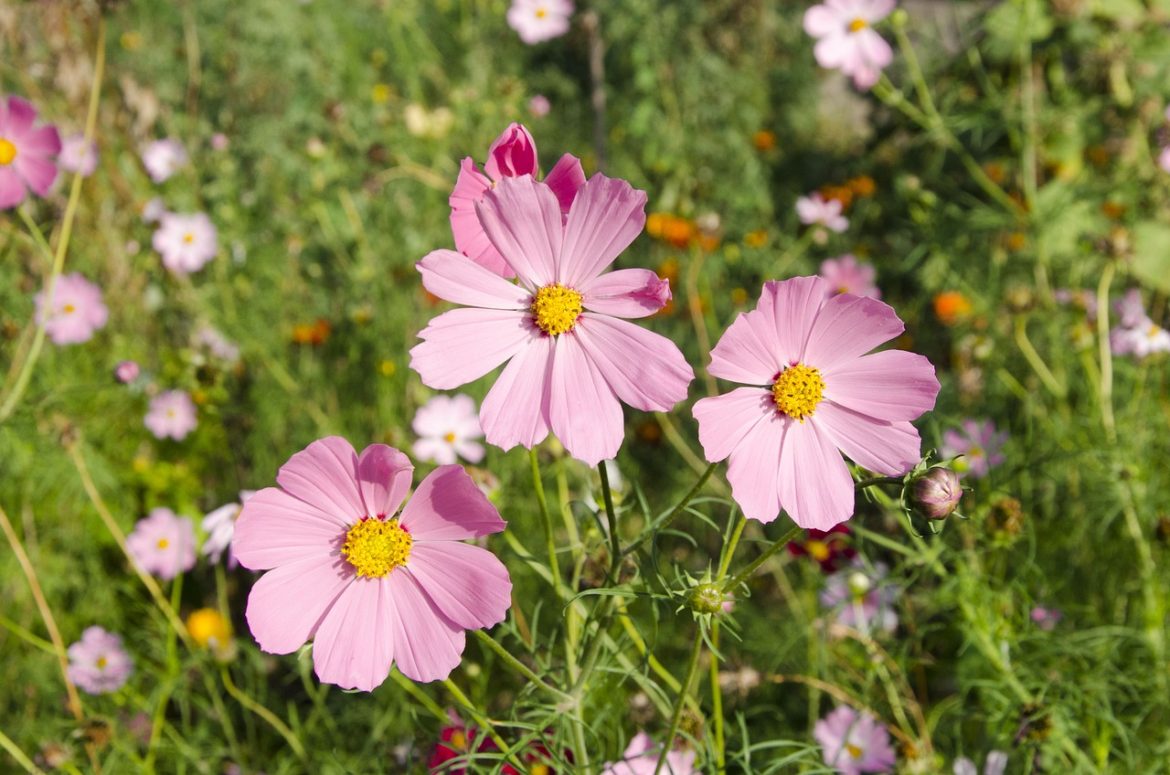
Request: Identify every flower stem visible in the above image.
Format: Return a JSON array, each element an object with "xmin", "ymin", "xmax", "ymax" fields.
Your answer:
[
  {"xmin": 621, "ymin": 462, "xmax": 717, "ymax": 559},
  {"xmin": 654, "ymin": 627, "xmax": 705, "ymax": 775},
  {"xmin": 721, "ymin": 524, "xmax": 802, "ymax": 593},
  {"xmin": 220, "ymin": 666, "xmax": 306, "ymax": 759},
  {"xmin": 598, "ymin": 461, "xmax": 621, "ymax": 577},
  {"xmin": 473, "ymin": 630, "xmax": 573, "ymax": 704},
  {"xmin": 0, "ymin": 728, "xmax": 43, "ymax": 775},
  {"xmin": 1095, "ymin": 261, "xmax": 1117, "ymax": 444},
  {"xmin": 442, "ymin": 678, "xmax": 526, "ymax": 771},
  {"xmin": 530, "ymin": 448, "xmax": 562, "ymax": 588}
]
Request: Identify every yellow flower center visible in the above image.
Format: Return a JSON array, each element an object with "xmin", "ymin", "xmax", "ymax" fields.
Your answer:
[
  {"xmin": 182, "ymin": 232, "xmax": 195, "ymax": 244},
  {"xmin": 531, "ymin": 766, "xmax": 551, "ymax": 775},
  {"xmin": 846, "ymin": 743, "xmax": 863, "ymax": 759},
  {"xmin": 806, "ymin": 540, "xmax": 831, "ymax": 562},
  {"xmin": 156, "ymin": 538, "xmax": 170, "ymax": 550},
  {"xmin": 772, "ymin": 363, "xmax": 825, "ymax": 421},
  {"xmin": 62, "ymin": 303, "xmax": 76, "ymax": 314},
  {"xmin": 341, "ymin": 517, "xmax": 412, "ymax": 578},
  {"xmin": 450, "ymin": 730, "xmax": 468, "ymax": 751},
  {"xmin": 531, "ymin": 284, "xmax": 583, "ymax": 336},
  {"xmin": 535, "ymin": 7, "xmax": 548, "ymax": 18},
  {"xmin": 443, "ymin": 431, "xmax": 456, "ymax": 443},
  {"xmin": 187, "ymin": 608, "xmax": 232, "ymax": 649},
  {"xmin": 0, "ymin": 138, "xmax": 16, "ymax": 165},
  {"xmin": 848, "ymin": 18, "xmax": 867, "ymax": 32}
]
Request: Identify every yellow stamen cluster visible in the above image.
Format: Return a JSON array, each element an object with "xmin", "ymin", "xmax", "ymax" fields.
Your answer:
[
  {"xmin": 531, "ymin": 284, "xmax": 583, "ymax": 336},
  {"xmin": 535, "ymin": 7, "xmax": 548, "ymax": 19},
  {"xmin": 156, "ymin": 538, "xmax": 170, "ymax": 550},
  {"xmin": 772, "ymin": 363, "xmax": 826, "ymax": 421},
  {"xmin": 341, "ymin": 517, "xmax": 412, "ymax": 578},
  {"xmin": 806, "ymin": 540, "xmax": 831, "ymax": 562},
  {"xmin": 846, "ymin": 743, "xmax": 864, "ymax": 759},
  {"xmin": 62, "ymin": 303, "xmax": 77, "ymax": 315},
  {"xmin": 443, "ymin": 431, "xmax": 457, "ymax": 443},
  {"xmin": 848, "ymin": 18, "xmax": 868, "ymax": 32},
  {"xmin": 0, "ymin": 138, "xmax": 16, "ymax": 166},
  {"xmin": 182, "ymin": 232, "xmax": 195, "ymax": 244}
]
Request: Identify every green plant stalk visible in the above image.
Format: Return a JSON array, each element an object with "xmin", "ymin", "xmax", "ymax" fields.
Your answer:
[
  {"xmin": 0, "ymin": 728, "xmax": 44, "ymax": 775},
  {"xmin": 599, "ymin": 460, "xmax": 621, "ymax": 578},
  {"xmin": 1095, "ymin": 262, "xmax": 1117, "ymax": 444},
  {"xmin": 654, "ymin": 628, "xmax": 705, "ymax": 775},
  {"xmin": 473, "ymin": 630, "xmax": 573, "ymax": 704},
  {"xmin": 708, "ymin": 512, "xmax": 747, "ymax": 774},
  {"xmin": 1014, "ymin": 316, "xmax": 1066, "ymax": 398},
  {"xmin": 721, "ymin": 524, "xmax": 802, "ymax": 593},
  {"xmin": 621, "ymin": 461, "xmax": 717, "ymax": 559},
  {"xmin": 442, "ymin": 678, "xmax": 526, "ymax": 771},
  {"xmin": 530, "ymin": 448, "xmax": 562, "ymax": 588},
  {"xmin": 221, "ymin": 666, "xmax": 307, "ymax": 759}
]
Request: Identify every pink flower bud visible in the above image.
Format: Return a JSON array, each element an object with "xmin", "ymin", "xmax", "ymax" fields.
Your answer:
[{"xmin": 912, "ymin": 468, "xmax": 962, "ymax": 519}]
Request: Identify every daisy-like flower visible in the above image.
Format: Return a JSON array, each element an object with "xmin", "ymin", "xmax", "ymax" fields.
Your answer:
[
  {"xmin": 1109, "ymin": 290, "xmax": 1170, "ymax": 359},
  {"xmin": 507, "ymin": 0, "xmax": 574, "ymax": 45},
  {"xmin": 58, "ymin": 133, "xmax": 98, "ymax": 177},
  {"xmin": 692, "ymin": 277, "xmax": 938, "ymax": 529},
  {"xmin": 114, "ymin": 360, "xmax": 141, "ymax": 384},
  {"xmin": 141, "ymin": 138, "xmax": 188, "ymax": 183},
  {"xmin": 186, "ymin": 608, "xmax": 234, "ymax": 658},
  {"xmin": 202, "ymin": 491, "xmax": 255, "ymax": 566},
  {"xmin": 153, "ymin": 212, "xmax": 218, "ymax": 274},
  {"xmin": 412, "ymin": 175, "xmax": 692, "ymax": 466},
  {"xmin": 145, "ymin": 390, "xmax": 198, "ymax": 440},
  {"xmin": 954, "ymin": 751, "xmax": 1008, "ymax": 775},
  {"xmin": 788, "ymin": 525, "xmax": 857, "ymax": 573},
  {"xmin": 66, "ymin": 627, "xmax": 133, "ymax": 694},
  {"xmin": 34, "ymin": 272, "xmax": 109, "ymax": 345},
  {"xmin": 126, "ymin": 507, "xmax": 197, "ymax": 580},
  {"xmin": 819, "ymin": 561, "xmax": 898, "ymax": 635},
  {"xmin": 450, "ymin": 122, "xmax": 585, "ymax": 277},
  {"xmin": 0, "ymin": 96, "xmax": 61, "ymax": 209},
  {"xmin": 940, "ymin": 419, "xmax": 1006, "ymax": 479},
  {"xmin": 601, "ymin": 732, "xmax": 697, "ymax": 775},
  {"xmin": 819, "ymin": 254, "xmax": 880, "ymax": 299},
  {"xmin": 796, "ymin": 192, "xmax": 849, "ymax": 233},
  {"xmin": 412, "ymin": 394, "xmax": 485, "ymax": 465},
  {"xmin": 814, "ymin": 706, "xmax": 897, "ymax": 775},
  {"xmin": 803, "ymin": 0, "xmax": 896, "ymax": 90},
  {"xmin": 233, "ymin": 437, "xmax": 513, "ymax": 690}
]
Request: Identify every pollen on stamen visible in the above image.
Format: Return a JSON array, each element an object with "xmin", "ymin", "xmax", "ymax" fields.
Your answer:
[
  {"xmin": 341, "ymin": 516, "xmax": 413, "ymax": 578},
  {"xmin": 182, "ymin": 233, "xmax": 195, "ymax": 244},
  {"xmin": 848, "ymin": 18, "xmax": 867, "ymax": 32},
  {"xmin": 0, "ymin": 138, "xmax": 16, "ymax": 166},
  {"xmin": 772, "ymin": 363, "xmax": 826, "ymax": 421},
  {"xmin": 531, "ymin": 284, "xmax": 583, "ymax": 336}
]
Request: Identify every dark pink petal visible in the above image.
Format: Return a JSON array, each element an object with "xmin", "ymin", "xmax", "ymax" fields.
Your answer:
[
  {"xmin": 581, "ymin": 269, "xmax": 671, "ymax": 318},
  {"xmin": 479, "ymin": 333, "xmax": 553, "ymax": 452},
  {"xmin": 483, "ymin": 122, "xmax": 537, "ymax": 180},
  {"xmin": 572, "ymin": 314, "xmax": 693, "ymax": 412},
  {"xmin": 385, "ymin": 570, "xmax": 467, "ymax": 683},
  {"xmin": 19, "ymin": 125, "xmax": 62, "ymax": 156},
  {"xmin": 275, "ymin": 436, "xmax": 366, "ymax": 520},
  {"xmin": 233, "ymin": 486, "xmax": 346, "ymax": 570},
  {"xmin": 693, "ymin": 387, "xmax": 773, "ymax": 463},
  {"xmin": 410, "ymin": 308, "xmax": 535, "ymax": 390},
  {"xmin": 400, "ymin": 465, "xmax": 506, "ymax": 541},
  {"xmin": 0, "ymin": 167, "xmax": 26, "ymax": 209},
  {"xmin": 417, "ymin": 249, "xmax": 530, "ymax": 309},
  {"xmin": 14, "ymin": 153, "xmax": 58, "ymax": 196},
  {"xmin": 776, "ymin": 420, "xmax": 854, "ymax": 530},
  {"xmin": 407, "ymin": 541, "xmax": 511, "ymax": 629},
  {"xmin": 4, "ymin": 97, "xmax": 36, "ymax": 137},
  {"xmin": 476, "ymin": 176, "xmax": 563, "ymax": 288},
  {"xmin": 244, "ymin": 556, "xmax": 353, "ymax": 654},
  {"xmin": 725, "ymin": 411, "xmax": 787, "ymax": 523},
  {"xmin": 823, "ymin": 350, "xmax": 939, "ymax": 421},
  {"xmin": 449, "ymin": 158, "xmax": 514, "ymax": 278},
  {"xmin": 548, "ymin": 333, "xmax": 624, "ymax": 465},
  {"xmin": 814, "ymin": 403, "xmax": 922, "ymax": 476},
  {"xmin": 707, "ymin": 307, "xmax": 785, "ymax": 385},
  {"xmin": 803, "ymin": 292, "xmax": 904, "ymax": 372},
  {"xmin": 311, "ymin": 579, "xmax": 396, "ymax": 691},
  {"xmin": 356, "ymin": 444, "xmax": 414, "ymax": 518},
  {"xmin": 766, "ymin": 277, "xmax": 830, "ymax": 366},
  {"xmin": 544, "ymin": 153, "xmax": 586, "ymax": 212},
  {"xmin": 559, "ymin": 174, "xmax": 648, "ymax": 288}
]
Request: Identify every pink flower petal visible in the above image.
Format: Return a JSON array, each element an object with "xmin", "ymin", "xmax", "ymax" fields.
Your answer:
[
  {"xmin": 548, "ymin": 333, "xmax": 624, "ymax": 465},
  {"xmin": 581, "ymin": 268, "xmax": 671, "ymax": 318},
  {"xmin": 399, "ymin": 465, "xmax": 506, "ymax": 541},
  {"xmin": 275, "ymin": 436, "xmax": 367, "ymax": 520},
  {"xmin": 814, "ymin": 33, "xmax": 853, "ymax": 69},
  {"xmin": 483, "ymin": 122, "xmax": 537, "ymax": 180},
  {"xmin": 3, "ymin": 97, "xmax": 36, "ymax": 137},
  {"xmin": 767, "ymin": 277, "xmax": 830, "ymax": 367},
  {"xmin": 544, "ymin": 153, "xmax": 586, "ymax": 211},
  {"xmin": 410, "ymin": 308, "xmax": 535, "ymax": 390},
  {"xmin": 479, "ymin": 334, "xmax": 553, "ymax": 452},
  {"xmin": 384, "ymin": 570, "xmax": 467, "ymax": 682},
  {"xmin": 244, "ymin": 556, "xmax": 353, "ymax": 654},
  {"xmin": 233, "ymin": 486, "xmax": 346, "ymax": 570},
  {"xmin": 450, "ymin": 158, "xmax": 513, "ymax": 278},
  {"xmin": 572, "ymin": 314, "xmax": 693, "ymax": 411},
  {"xmin": 804, "ymin": 5, "xmax": 843, "ymax": 36},
  {"xmin": 693, "ymin": 387, "xmax": 773, "ymax": 462},
  {"xmin": 823, "ymin": 350, "xmax": 939, "ymax": 421},
  {"xmin": 815, "ymin": 403, "xmax": 922, "ymax": 476},
  {"xmin": 14, "ymin": 153, "xmax": 58, "ymax": 196},
  {"xmin": 476, "ymin": 175, "xmax": 563, "ymax": 288},
  {"xmin": 802, "ymin": 293, "xmax": 904, "ymax": 372},
  {"xmin": 856, "ymin": 28, "xmax": 893, "ymax": 69},
  {"xmin": 19, "ymin": 125, "xmax": 62, "ymax": 156},
  {"xmin": 725, "ymin": 412, "xmax": 787, "ymax": 523},
  {"xmin": 311, "ymin": 579, "xmax": 396, "ymax": 691},
  {"xmin": 356, "ymin": 445, "xmax": 414, "ymax": 518},
  {"xmin": 559, "ymin": 174, "xmax": 648, "ymax": 288},
  {"xmin": 407, "ymin": 541, "xmax": 511, "ymax": 629},
  {"xmin": 706, "ymin": 306, "xmax": 786, "ymax": 385},
  {"xmin": 0, "ymin": 167, "xmax": 27, "ymax": 209},
  {"xmin": 417, "ymin": 249, "xmax": 530, "ymax": 309},
  {"xmin": 776, "ymin": 420, "xmax": 854, "ymax": 530}
]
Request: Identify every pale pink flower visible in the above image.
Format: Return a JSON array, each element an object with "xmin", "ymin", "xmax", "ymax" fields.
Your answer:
[
  {"xmin": 67, "ymin": 627, "xmax": 133, "ymax": 694},
  {"xmin": 0, "ymin": 96, "xmax": 61, "ymax": 209},
  {"xmin": 507, "ymin": 0, "xmax": 574, "ymax": 44},
  {"xmin": 202, "ymin": 491, "xmax": 256, "ymax": 566},
  {"xmin": 142, "ymin": 197, "xmax": 167, "ymax": 223},
  {"xmin": 1109, "ymin": 289, "xmax": 1170, "ymax": 359},
  {"xmin": 58, "ymin": 133, "xmax": 98, "ymax": 177},
  {"xmin": 233, "ymin": 437, "xmax": 513, "ymax": 689},
  {"xmin": 145, "ymin": 390, "xmax": 198, "ymax": 440},
  {"xmin": 153, "ymin": 212, "xmax": 218, "ymax": 274},
  {"xmin": 819, "ymin": 561, "xmax": 899, "ymax": 635},
  {"xmin": 940, "ymin": 419, "xmax": 1006, "ymax": 479},
  {"xmin": 601, "ymin": 732, "xmax": 697, "ymax": 775},
  {"xmin": 450, "ymin": 122, "xmax": 585, "ymax": 277},
  {"xmin": 1159, "ymin": 146, "xmax": 1170, "ymax": 174},
  {"xmin": 141, "ymin": 138, "xmax": 188, "ymax": 183},
  {"xmin": 954, "ymin": 752, "xmax": 1008, "ymax": 775},
  {"xmin": 193, "ymin": 324, "xmax": 240, "ymax": 364},
  {"xmin": 114, "ymin": 360, "xmax": 140, "ymax": 384},
  {"xmin": 412, "ymin": 394, "xmax": 485, "ymax": 465},
  {"xmin": 819, "ymin": 254, "xmax": 880, "ymax": 299},
  {"xmin": 796, "ymin": 193, "xmax": 849, "ymax": 232},
  {"xmin": 529, "ymin": 94, "xmax": 551, "ymax": 117},
  {"xmin": 34, "ymin": 273, "xmax": 109, "ymax": 345},
  {"xmin": 814, "ymin": 706, "xmax": 896, "ymax": 774},
  {"xmin": 1116, "ymin": 288, "xmax": 1147, "ymax": 328},
  {"xmin": 803, "ymin": 0, "xmax": 895, "ymax": 90},
  {"xmin": 692, "ymin": 277, "xmax": 938, "ymax": 529},
  {"xmin": 211, "ymin": 132, "xmax": 230, "ymax": 151},
  {"xmin": 413, "ymin": 174, "xmax": 693, "ymax": 466},
  {"xmin": 126, "ymin": 507, "xmax": 197, "ymax": 580}
]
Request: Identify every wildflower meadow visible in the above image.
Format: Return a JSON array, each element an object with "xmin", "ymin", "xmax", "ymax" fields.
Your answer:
[{"xmin": 4, "ymin": 1, "xmax": 1170, "ymax": 773}]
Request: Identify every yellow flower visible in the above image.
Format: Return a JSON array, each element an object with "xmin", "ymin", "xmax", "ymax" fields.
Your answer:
[{"xmin": 187, "ymin": 608, "xmax": 233, "ymax": 656}]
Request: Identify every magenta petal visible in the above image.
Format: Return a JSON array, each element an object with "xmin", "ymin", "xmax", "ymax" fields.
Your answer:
[
  {"xmin": 548, "ymin": 334, "xmax": 624, "ymax": 466},
  {"xmin": 725, "ymin": 412, "xmax": 787, "ymax": 523},
  {"xmin": 544, "ymin": 153, "xmax": 586, "ymax": 212},
  {"xmin": 410, "ymin": 308, "xmax": 535, "ymax": 390},
  {"xmin": 233, "ymin": 487, "xmax": 346, "ymax": 570},
  {"xmin": 483, "ymin": 122, "xmax": 538, "ymax": 180},
  {"xmin": 559, "ymin": 174, "xmax": 648, "ymax": 287},
  {"xmin": 275, "ymin": 436, "xmax": 367, "ymax": 520},
  {"xmin": 766, "ymin": 277, "xmax": 830, "ymax": 366},
  {"xmin": 385, "ymin": 570, "xmax": 466, "ymax": 683},
  {"xmin": 399, "ymin": 465, "xmax": 506, "ymax": 541},
  {"xmin": 476, "ymin": 176, "xmax": 563, "ymax": 288},
  {"xmin": 815, "ymin": 403, "xmax": 922, "ymax": 476},
  {"xmin": 407, "ymin": 542, "xmax": 511, "ymax": 629},
  {"xmin": 803, "ymin": 293, "xmax": 904, "ymax": 372},
  {"xmin": 418, "ymin": 249, "xmax": 530, "ymax": 309},
  {"xmin": 356, "ymin": 445, "xmax": 414, "ymax": 518},
  {"xmin": 20, "ymin": 125, "xmax": 62, "ymax": 156},
  {"xmin": 479, "ymin": 334, "xmax": 553, "ymax": 452},
  {"xmin": 449, "ymin": 158, "xmax": 514, "ymax": 278},
  {"xmin": 707, "ymin": 307, "xmax": 786, "ymax": 385},
  {"xmin": 14, "ymin": 153, "xmax": 58, "ymax": 196},
  {"xmin": 581, "ymin": 268, "xmax": 671, "ymax": 318},
  {"xmin": 824, "ymin": 350, "xmax": 939, "ymax": 421},
  {"xmin": 4, "ymin": 97, "xmax": 36, "ymax": 137},
  {"xmin": 244, "ymin": 556, "xmax": 353, "ymax": 654},
  {"xmin": 693, "ymin": 387, "xmax": 773, "ymax": 463},
  {"xmin": 311, "ymin": 579, "xmax": 395, "ymax": 691},
  {"xmin": 776, "ymin": 420, "xmax": 854, "ymax": 530},
  {"xmin": 573, "ymin": 314, "xmax": 693, "ymax": 411},
  {"xmin": 0, "ymin": 167, "xmax": 26, "ymax": 210}
]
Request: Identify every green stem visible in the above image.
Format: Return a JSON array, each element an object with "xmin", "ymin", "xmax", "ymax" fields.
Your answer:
[
  {"xmin": 530, "ymin": 448, "xmax": 562, "ymax": 588},
  {"xmin": 654, "ymin": 629, "xmax": 705, "ymax": 775},
  {"xmin": 1014, "ymin": 316, "xmax": 1066, "ymax": 398},
  {"xmin": 709, "ymin": 621, "xmax": 725, "ymax": 774},
  {"xmin": 442, "ymin": 679, "xmax": 525, "ymax": 771},
  {"xmin": 598, "ymin": 461, "xmax": 621, "ymax": 577},
  {"xmin": 473, "ymin": 631, "xmax": 573, "ymax": 704},
  {"xmin": 1095, "ymin": 262, "xmax": 1117, "ymax": 445},
  {"xmin": 721, "ymin": 524, "xmax": 802, "ymax": 593},
  {"xmin": 0, "ymin": 728, "xmax": 44, "ymax": 775},
  {"xmin": 220, "ymin": 666, "xmax": 306, "ymax": 759},
  {"xmin": 621, "ymin": 462, "xmax": 717, "ymax": 559}
]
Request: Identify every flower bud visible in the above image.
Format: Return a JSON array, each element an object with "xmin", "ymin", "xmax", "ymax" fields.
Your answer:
[
  {"xmin": 912, "ymin": 468, "xmax": 963, "ymax": 519},
  {"xmin": 689, "ymin": 582, "xmax": 731, "ymax": 615}
]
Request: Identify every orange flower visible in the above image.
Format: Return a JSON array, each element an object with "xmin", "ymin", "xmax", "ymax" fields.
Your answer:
[
  {"xmin": 933, "ymin": 292, "xmax": 972, "ymax": 325},
  {"xmin": 744, "ymin": 230, "xmax": 768, "ymax": 248},
  {"xmin": 819, "ymin": 184, "xmax": 854, "ymax": 211},
  {"xmin": 752, "ymin": 130, "xmax": 777, "ymax": 151},
  {"xmin": 658, "ymin": 257, "xmax": 680, "ymax": 284},
  {"xmin": 1101, "ymin": 201, "xmax": 1126, "ymax": 220},
  {"xmin": 292, "ymin": 318, "xmax": 332, "ymax": 345},
  {"xmin": 847, "ymin": 175, "xmax": 876, "ymax": 198}
]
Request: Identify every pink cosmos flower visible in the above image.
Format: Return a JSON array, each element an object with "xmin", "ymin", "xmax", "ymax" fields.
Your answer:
[
  {"xmin": 412, "ymin": 394, "xmax": 485, "ymax": 465},
  {"xmin": 601, "ymin": 732, "xmax": 697, "ymax": 775},
  {"xmin": 940, "ymin": 419, "xmax": 1006, "ymax": 479},
  {"xmin": 507, "ymin": 0, "xmax": 574, "ymax": 44},
  {"xmin": 141, "ymin": 138, "xmax": 188, "ymax": 183},
  {"xmin": 819, "ymin": 561, "xmax": 898, "ymax": 635},
  {"xmin": 58, "ymin": 133, "xmax": 98, "ymax": 177},
  {"xmin": 814, "ymin": 706, "xmax": 897, "ymax": 775},
  {"xmin": 66, "ymin": 626, "xmax": 133, "ymax": 694},
  {"xmin": 202, "ymin": 491, "xmax": 256, "ymax": 566},
  {"xmin": 233, "ymin": 437, "xmax": 513, "ymax": 690},
  {"xmin": 803, "ymin": 0, "xmax": 896, "ymax": 90},
  {"xmin": 126, "ymin": 507, "xmax": 197, "ymax": 580},
  {"xmin": 114, "ymin": 360, "xmax": 141, "ymax": 384},
  {"xmin": 819, "ymin": 255, "xmax": 880, "ymax": 299},
  {"xmin": 153, "ymin": 212, "xmax": 218, "ymax": 274},
  {"xmin": 692, "ymin": 277, "xmax": 938, "ymax": 529},
  {"xmin": 34, "ymin": 272, "xmax": 109, "ymax": 345},
  {"xmin": 1110, "ymin": 289, "xmax": 1170, "ymax": 359},
  {"xmin": 0, "ymin": 96, "xmax": 61, "ymax": 209},
  {"xmin": 796, "ymin": 193, "xmax": 849, "ymax": 233},
  {"xmin": 529, "ymin": 94, "xmax": 552, "ymax": 117},
  {"xmin": 145, "ymin": 390, "xmax": 198, "ymax": 440},
  {"xmin": 413, "ymin": 174, "xmax": 693, "ymax": 466},
  {"xmin": 449, "ymin": 122, "xmax": 585, "ymax": 277}
]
